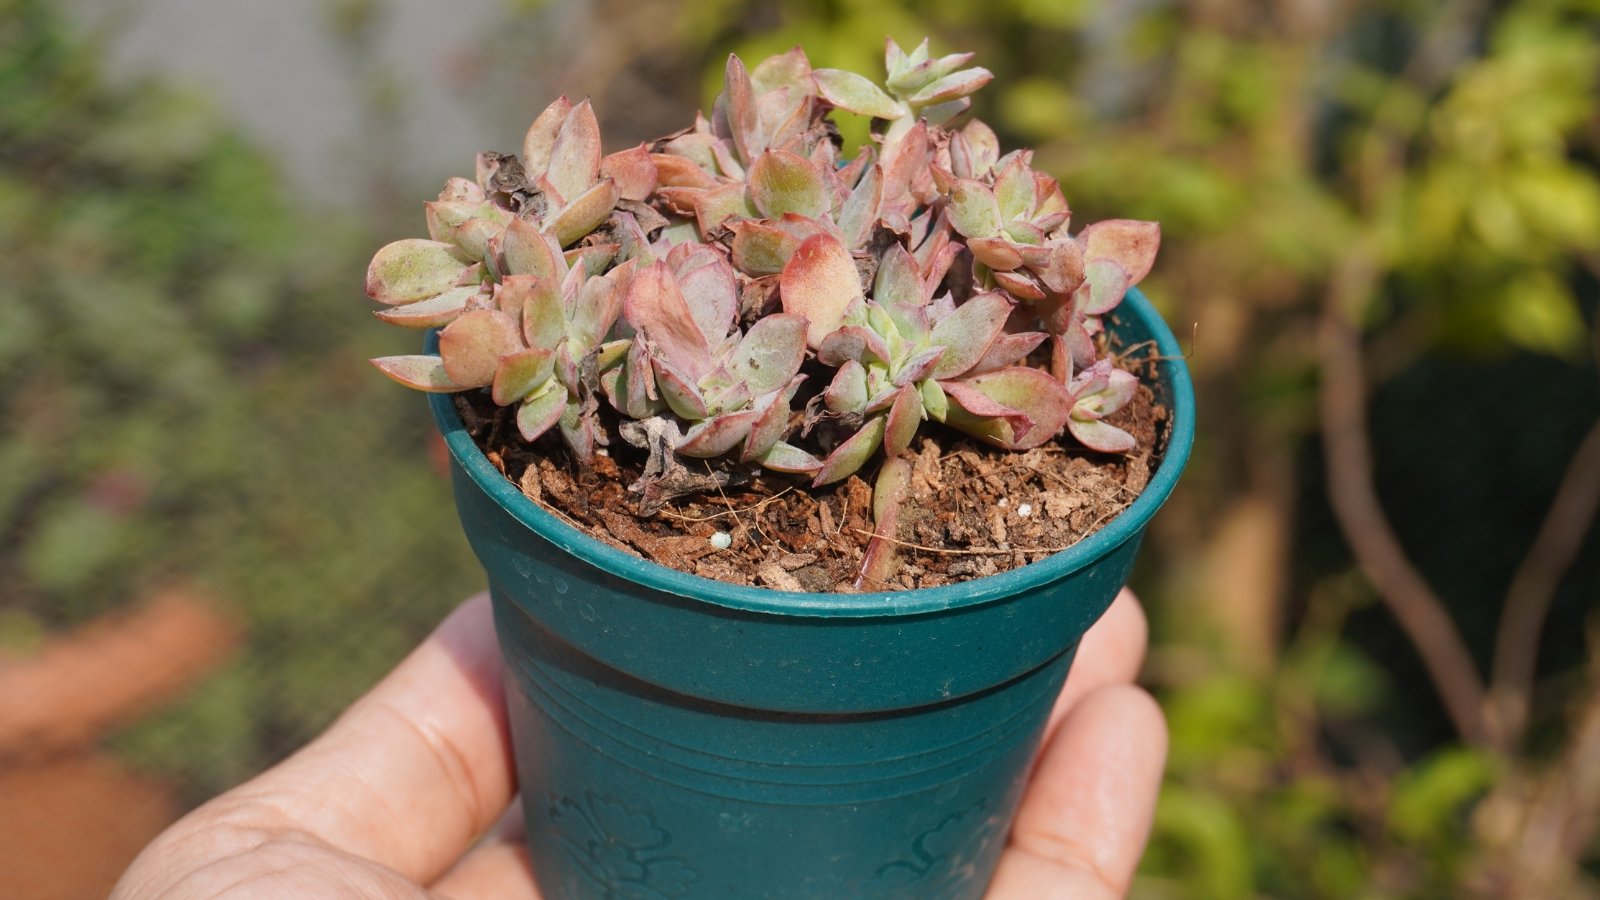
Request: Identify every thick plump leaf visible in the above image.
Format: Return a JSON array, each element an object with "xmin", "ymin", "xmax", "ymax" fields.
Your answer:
[
  {"xmin": 757, "ymin": 441, "xmax": 821, "ymax": 474},
  {"xmin": 651, "ymin": 152, "xmax": 720, "ymax": 190},
  {"xmin": 723, "ymin": 54, "xmax": 760, "ymax": 164},
  {"xmin": 600, "ymin": 144, "xmax": 658, "ymax": 201},
  {"xmin": 1079, "ymin": 219, "xmax": 1160, "ymax": 285},
  {"xmin": 883, "ymin": 384, "xmax": 923, "ymax": 456},
  {"xmin": 817, "ymin": 325, "xmax": 890, "ymax": 367},
  {"xmin": 729, "ymin": 221, "xmax": 803, "ymax": 275},
  {"xmin": 873, "ymin": 244, "xmax": 924, "ymax": 324},
  {"xmin": 546, "ymin": 178, "xmax": 619, "ymax": 247},
  {"xmin": 366, "ymin": 239, "xmax": 465, "ymax": 305},
  {"xmin": 969, "ymin": 330, "xmax": 1048, "ymax": 376},
  {"xmin": 943, "ymin": 367, "xmax": 1073, "ymax": 450},
  {"xmin": 812, "ymin": 68, "xmax": 903, "ymax": 119},
  {"xmin": 373, "ymin": 285, "xmax": 477, "ymax": 328},
  {"xmin": 1080, "ymin": 258, "xmax": 1131, "ymax": 316},
  {"xmin": 948, "ymin": 179, "xmax": 1001, "ymax": 239},
  {"xmin": 893, "ymin": 345, "xmax": 946, "ymax": 386},
  {"xmin": 1069, "ymin": 416, "xmax": 1136, "ymax": 453},
  {"xmin": 812, "ymin": 416, "xmax": 885, "ymax": 486},
  {"xmin": 993, "ymin": 157, "xmax": 1036, "ymax": 223},
  {"xmin": 676, "ymin": 255, "xmax": 739, "ymax": 346},
  {"xmin": 742, "ymin": 380, "xmax": 799, "ymax": 461},
  {"xmin": 950, "ymin": 121, "xmax": 999, "ymax": 179},
  {"xmin": 1071, "ymin": 362, "xmax": 1138, "ymax": 419},
  {"xmin": 781, "ymin": 232, "xmax": 864, "ymax": 348},
  {"xmin": 824, "ymin": 360, "xmax": 869, "ymax": 413},
  {"xmin": 492, "ymin": 347, "xmax": 556, "ymax": 406},
  {"xmin": 654, "ymin": 356, "xmax": 710, "ymax": 419},
  {"xmin": 498, "ymin": 275, "xmax": 564, "ymax": 350},
  {"xmin": 749, "ymin": 150, "xmax": 829, "ymax": 219},
  {"xmin": 370, "ymin": 355, "xmax": 463, "ymax": 392},
  {"xmin": 730, "ymin": 314, "xmax": 807, "ymax": 396},
  {"xmin": 908, "ymin": 68, "xmax": 993, "ymax": 106},
  {"xmin": 992, "ymin": 269, "xmax": 1045, "ymax": 302},
  {"xmin": 919, "ymin": 378, "xmax": 948, "ymax": 421},
  {"xmin": 522, "ymin": 96, "xmax": 574, "ymax": 174},
  {"xmin": 517, "ymin": 388, "xmax": 567, "ymax": 442},
  {"xmin": 967, "ymin": 236, "xmax": 1024, "ymax": 271},
  {"xmin": 439, "ymin": 308, "xmax": 521, "ymax": 388},
  {"xmin": 567, "ymin": 274, "xmax": 624, "ymax": 355},
  {"xmin": 928, "ymin": 291, "xmax": 1012, "ymax": 379},
  {"xmin": 624, "ymin": 262, "xmax": 712, "ymax": 381},
  {"xmin": 679, "ymin": 409, "xmax": 760, "ymax": 457},
  {"xmin": 545, "ymin": 99, "xmax": 602, "ymax": 205},
  {"xmin": 501, "ymin": 217, "xmax": 562, "ymax": 280},
  {"xmin": 693, "ymin": 181, "xmax": 758, "ymax": 236}
]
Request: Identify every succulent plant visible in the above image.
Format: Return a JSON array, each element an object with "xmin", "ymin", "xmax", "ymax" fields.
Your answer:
[{"xmin": 362, "ymin": 40, "xmax": 1163, "ymax": 589}]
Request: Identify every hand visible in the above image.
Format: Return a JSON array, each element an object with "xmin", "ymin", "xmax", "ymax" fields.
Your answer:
[{"xmin": 112, "ymin": 589, "xmax": 1164, "ymax": 899}]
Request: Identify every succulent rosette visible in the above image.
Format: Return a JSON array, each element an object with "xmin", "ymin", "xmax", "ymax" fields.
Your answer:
[{"xmin": 362, "ymin": 38, "xmax": 1163, "ymax": 586}]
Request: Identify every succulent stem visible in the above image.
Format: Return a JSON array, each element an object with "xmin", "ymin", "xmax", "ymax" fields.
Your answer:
[{"xmin": 855, "ymin": 455, "xmax": 914, "ymax": 590}]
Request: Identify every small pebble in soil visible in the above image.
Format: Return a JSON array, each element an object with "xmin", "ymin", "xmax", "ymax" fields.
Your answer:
[
  {"xmin": 997, "ymin": 497, "xmax": 1010, "ymax": 507},
  {"xmin": 1016, "ymin": 502, "xmax": 1033, "ymax": 517},
  {"xmin": 710, "ymin": 531, "xmax": 732, "ymax": 549}
]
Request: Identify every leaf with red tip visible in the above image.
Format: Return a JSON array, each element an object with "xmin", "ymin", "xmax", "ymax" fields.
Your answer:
[
  {"xmin": 823, "ymin": 360, "xmax": 869, "ymax": 413},
  {"xmin": 812, "ymin": 68, "xmax": 903, "ymax": 119},
  {"xmin": 653, "ymin": 355, "xmax": 710, "ymax": 419},
  {"xmin": 837, "ymin": 163, "xmax": 883, "ymax": 249},
  {"xmin": 565, "ymin": 243, "xmax": 618, "ymax": 278},
  {"xmin": 723, "ymin": 54, "xmax": 760, "ymax": 163},
  {"xmin": 452, "ymin": 218, "xmax": 500, "ymax": 264},
  {"xmin": 676, "ymin": 255, "xmax": 739, "ymax": 345},
  {"xmin": 893, "ymin": 345, "xmax": 946, "ymax": 386},
  {"xmin": 370, "ymin": 355, "xmax": 463, "ymax": 392},
  {"xmin": 624, "ymin": 262, "xmax": 712, "ymax": 381},
  {"xmin": 522, "ymin": 96, "xmax": 574, "ymax": 174},
  {"xmin": 492, "ymin": 347, "xmax": 556, "ymax": 405},
  {"xmin": 873, "ymin": 243, "xmax": 924, "ymax": 324},
  {"xmin": 749, "ymin": 150, "xmax": 829, "ymax": 220},
  {"xmin": 883, "ymin": 384, "xmax": 923, "ymax": 457},
  {"xmin": 679, "ymin": 408, "xmax": 760, "ymax": 457},
  {"xmin": 600, "ymin": 144, "xmax": 658, "ymax": 201},
  {"xmin": 517, "ymin": 388, "xmax": 567, "ymax": 442},
  {"xmin": 374, "ymin": 285, "xmax": 476, "ymax": 328},
  {"xmin": 1068, "ymin": 417, "xmax": 1135, "ymax": 453},
  {"xmin": 928, "ymin": 291, "xmax": 1012, "ymax": 379},
  {"xmin": 947, "ymin": 179, "xmax": 1000, "ymax": 239},
  {"xmin": 438, "ymin": 177, "xmax": 485, "ymax": 204},
  {"xmin": 366, "ymin": 239, "xmax": 465, "ymax": 305},
  {"xmin": 751, "ymin": 46, "xmax": 813, "ymax": 93},
  {"xmin": 992, "ymin": 157, "xmax": 1035, "ymax": 222},
  {"xmin": 567, "ymin": 274, "xmax": 624, "ymax": 353},
  {"xmin": 812, "ymin": 416, "xmax": 885, "ymax": 486},
  {"xmin": 546, "ymin": 178, "xmax": 619, "ymax": 247},
  {"xmin": 650, "ymin": 152, "xmax": 720, "ymax": 190},
  {"xmin": 757, "ymin": 441, "xmax": 821, "ymax": 474},
  {"xmin": 816, "ymin": 324, "xmax": 888, "ymax": 368},
  {"xmin": 968, "ymin": 330, "xmax": 1047, "ymax": 376},
  {"xmin": 545, "ymin": 100, "xmax": 602, "ymax": 206},
  {"xmin": 1027, "ymin": 240, "xmax": 1086, "ymax": 294},
  {"xmin": 1071, "ymin": 362, "xmax": 1137, "ymax": 419},
  {"xmin": 780, "ymin": 232, "xmax": 864, "ymax": 349},
  {"xmin": 439, "ymin": 308, "xmax": 521, "ymax": 388},
  {"xmin": 943, "ymin": 366, "xmax": 1074, "ymax": 450},
  {"xmin": 950, "ymin": 120, "xmax": 999, "ymax": 180},
  {"xmin": 967, "ymin": 236, "xmax": 1023, "ymax": 272},
  {"xmin": 730, "ymin": 313, "xmax": 807, "ymax": 396},
  {"xmin": 908, "ymin": 67, "xmax": 992, "ymax": 106},
  {"xmin": 991, "ymin": 268, "xmax": 1045, "ymax": 301},
  {"xmin": 1079, "ymin": 219, "xmax": 1160, "ymax": 285},
  {"xmin": 742, "ymin": 378, "xmax": 801, "ymax": 461},
  {"xmin": 496, "ymin": 275, "xmax": 562, "ymax": 350},
  {"xmin": 426, "ymin": 201, "xmax": 487, "ymax": 242},
  {"xmin": 693, "ymin": 182, "xmax": 758, "ymax": 236}
]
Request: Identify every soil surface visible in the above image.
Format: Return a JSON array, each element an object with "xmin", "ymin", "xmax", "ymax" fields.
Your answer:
[{"xmin": 459, "ymin": 369, "xmax": 1170, "ymax": 592}]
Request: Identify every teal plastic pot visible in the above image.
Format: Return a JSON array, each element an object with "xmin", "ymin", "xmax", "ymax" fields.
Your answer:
[{"xmin": 428, "ymin": 286, "xmax": 1194, "ymax": 899}]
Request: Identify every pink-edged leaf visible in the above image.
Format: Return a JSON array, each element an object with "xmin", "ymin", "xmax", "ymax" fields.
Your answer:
[
  {"xmin": 948, "ymin": 179, "xmax": 1000, "ymax": 239},
  {"xmin": 723, "ymin": 54, "xmax": 760, "ymax": 163},
  {"xmin": 1068, "ymin": 416, "xmax": 1136, "ymax": 453},
  {"xmin": 545, "ymin": 99, "xmax": 602, "ymax": 206},
  {"xmin": 501, "ymin": 216, "xmax": 562, "ymax": 280},
  {"xmin": 653, "ymin": 355, "xmax": 710, "ymax": 419},
  {"xmin": 893, "ymin": 345, "xmax": 947, "ymax": 386},
  {"xmin": 624, "ymin": 261, "xmax": 712, "ymax": 381},
  {"xmin": 496, "ymin": 274, "xmax": 563, "ymax": 350},
  {"xmin": 650, "ymin": 152, "xmax": 720, "ymax": 190},
  {"xmin": 425, "ymin": 201, "xmax": 485, "ymax": 242},
  {"xmin": 1035, "ymin": 174, "xmax": 1070, "ymax": 219},
  {"xmin": 522, "ymin": 96, "xmax": 574, "ymax": 174},
  {"xmin": 492, "ymin": 347, "xmax": 556, "ymax": 406},
  {"xmin": 452, "ymin": 218, "xmax": 501, "ymax": 263},
  {"xmin": 812, "ymin": 68, "xmax": 903, "ymax": 119},
  {"xmin": 817, "ymin": 325, "xmax": 889, "ymax": 367},
  {"xmin": 751, "ymin": 46, "xmax": 813, "ymax": 93},
  {"xmin": 693, "ymin": 181, "xmax": 758, "ymax": 236},
  {"xmin": 780, "ymin": 232, "xmax": 864, "ymax": 349},
  {"xmin": 824, "ymin": 359, "xmax": 870, "ymax": 413},
  {"xmin": 837, "ymin": 163, "xmax": 883, "ymax": 249},
  {"xmin": 1078, "ymin": 219, "xmax": 1160, "ymax": 285},
  {"xmin": 968, "ymin": 330, "xmax": 1047, "ymax": 376},
  {"xmin": 366, "ymin": 239, "xmax": 466, "ymax": 305},
  {"xmin": 812, "ymin": 416, "xmax": 886, "ymax": 486},
  {"xmin": 729, "ymin": 220, "xmax": 804, "ymax": 275},
  {"xmin": 1025, "ymin": 240, "xmax": 1086, "ymax": 294},
  {"xmin": 908, "ymin": 67, "xmax": 992, "ymax": 106},
  {"xmin": 1071, "ymin": 362, "xmax": 1137, "ymax": 419},
  {"xmin": 748, "ymin": 150, "xmax": 829, "ymax": 220},
  {"xmin": 992, "ymin": 156, "xmax": 1036, "ymax": 222},
  {"xmin": 600, "ymin": 144, "xmax": 658, "ymax": 201},
  {"xmin": 546, "ymin": 177, "xmax": 619, "ymax": 247},
  {"xmin": 730, "ymin": 313, "xmax": 807, "ymax": 396},
  {"xmin": 991, "ymin": 267, "xmax": 1045, "ymax": 301},
  {"xmin": 1080, "ymin": 258, "xmax": 1131, "ymax": 315},
  {"xmin": 864, "ymin": 384, "xmax": 901, "ymax": 414},
  {"xmin": 438, "ymin": 308, "xmax": 522, "ymax": 388},
  {"xmin": 883, "ymin": 384, "xmax": 923, "ymax": 457},
  {"xmin": 565, "ymin": 243, "xmax": 618, "ymax": 278},
  {"xmin": 943, "ymin": 367, "xmax": 1073, "ymax": 450},
  {"xmin": 557, "ymin": 398, "xmax": 599, "ymax": 466},
  {"xmin": 950, "ymin": 120, "xmax": 999, "ymax": 180},
  {"xmin": 370, "ymin": 355, "xmax": 463, "ymax": 393},
  {"xmin": 741, "ymin": 378, "xmax": 801, "ymax": 461},
  {"xmin": 373, "ymin": 285, "xmax": 477, "ymax": 328},
  {"xmin": 711, "ymin": 139, "xmax": 746, "ymax": 180},
  {"xmin": 968, "ymin": 236, "xmax": 1024, "ymax": 272},
  {"xmin": 679, "ymin": 409, "xmax": 760, "ymax": 457},
  {"xmin": 928, "ymin": 291, "xmax": 1012, "ymax": 379},
  {"xmin": 517, "ymin": 388, "xmax": 567, "ymax": 442},
  {"xmin": 438, "ymin": 176, "xmax": 485, "ymax": 204},
  {"xmin": 605, "ymin": 337, "xmax": 659, "ymax": 419},
  {"xmin": 873, "ymin": 243, "xmax": 925, "ymax": 321},
  {"xmin": 1064, "ymin": 321, "xmax": 1097, "ymax": 370},
  {"xmin": 567, "ymin": 273, "xmax": 624, "ymax": 353},
  {"xmin": 1003, "ymin": 220, "xmax": 1047, "ymax": 245},
  {"xmin": 759, "ymin": 88, "xmax": 813, "ymax": 155},
  {"xmin": 757, "ymin": 441, "xmax": 822, "ymax": 474},
  {"xmin": 919, "ymin": 377, "xmax": 949, "ymax": 421},
  {"xmin": 676, "ymin": 254, "xmax": 739, "ymax": 345}
]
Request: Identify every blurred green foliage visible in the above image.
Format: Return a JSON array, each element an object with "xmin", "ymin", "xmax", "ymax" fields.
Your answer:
[{"xmin": 0, "ymin": 0, "xmax": 480, "ymax": 793}]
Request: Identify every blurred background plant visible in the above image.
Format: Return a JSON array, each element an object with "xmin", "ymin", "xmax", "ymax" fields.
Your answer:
[{"xmin": 2, "ymin": 0, "xmax": 1596, "ymax": 897}]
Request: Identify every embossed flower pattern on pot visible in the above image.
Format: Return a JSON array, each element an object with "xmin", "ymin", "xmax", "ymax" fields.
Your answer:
[{"xmin": 550, "ymin": 790, "xmax": 700, "ymax": 899}]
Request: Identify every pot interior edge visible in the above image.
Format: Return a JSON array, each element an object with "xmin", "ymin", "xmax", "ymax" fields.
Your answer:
[{"xmin": 427, "ymin": 286, "xmax": 1195, "ymax": 619}]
